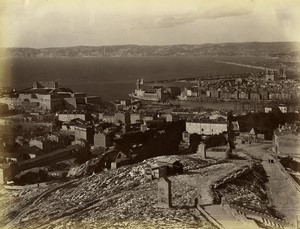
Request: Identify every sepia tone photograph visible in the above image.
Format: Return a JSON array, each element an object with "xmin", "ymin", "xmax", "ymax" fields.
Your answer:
[{"xmin": 0, "ymin": 0, "xmax": 299, "ymax": 228}]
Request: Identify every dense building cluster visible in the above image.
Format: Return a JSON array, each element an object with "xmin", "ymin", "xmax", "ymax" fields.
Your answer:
[
  {"xmin": 0, "ymin": 79, "xmax": 299, "ymax": 190},
  {"xmin": 181, "ymin": 73, "xmax": 299, "ymax": 103},
  {"xmin": 0, "ymin": 81, "xmax": 102, "ymax": 111}
]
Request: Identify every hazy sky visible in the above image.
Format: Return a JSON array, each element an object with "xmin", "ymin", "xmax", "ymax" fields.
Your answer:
[{"xmin": 1, "ymin": 0, "xmax": 300, "ymax": 48}]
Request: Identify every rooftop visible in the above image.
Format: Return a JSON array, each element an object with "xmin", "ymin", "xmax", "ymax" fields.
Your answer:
[
  {"xmin": 18, "ymin": 144, "xmax": 84, "ymax": 166},
  {"xmin": 187, "ymin": 119, "xmax": 228, "ymax": 124}
]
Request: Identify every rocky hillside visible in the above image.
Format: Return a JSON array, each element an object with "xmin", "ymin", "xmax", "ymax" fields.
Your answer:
[
  {"xmin": 0, "ymin": 154, "xmax": 275, "ymax": 228},
  {"xmin": 1, "ymin": 42, "xmax": 300, "ymax": 58}
]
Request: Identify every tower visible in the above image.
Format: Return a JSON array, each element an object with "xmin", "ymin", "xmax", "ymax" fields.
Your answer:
[{"xmin": 136, "ymin": 79, "xmax": 140, "ymax": 90}]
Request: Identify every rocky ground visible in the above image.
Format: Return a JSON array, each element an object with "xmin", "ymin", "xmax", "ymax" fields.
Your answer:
[{"xmin": 0, "ymin": 152, "xmax": 274, "ymax": 228}]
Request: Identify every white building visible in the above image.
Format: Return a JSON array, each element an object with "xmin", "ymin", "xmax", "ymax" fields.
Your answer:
[
  {"xmin": 186, "ymin": 120, "xmax": 227, "ymax": 135},
  {"xmin": 278, "ymin": 104, "xmax": 287, "ymax": 113}
]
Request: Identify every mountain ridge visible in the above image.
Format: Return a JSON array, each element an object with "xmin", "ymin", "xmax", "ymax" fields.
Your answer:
[{"xmin": 1, "ymin": 42, "xmax": 299, "ymax": 58}]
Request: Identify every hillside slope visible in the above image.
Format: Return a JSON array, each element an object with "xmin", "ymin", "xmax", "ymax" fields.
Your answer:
[
  {"xmin": 1, "ymin": 42, "xmax": 299, "ymax": 58},
  {"xmin": 0, "ymin": 154, "xmax": 275, "ymax": 228}
]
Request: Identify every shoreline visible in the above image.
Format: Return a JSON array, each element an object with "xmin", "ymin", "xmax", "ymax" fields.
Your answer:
[{"xmin": 215, "ymin": 60, "xmax": 272, "ymax": 70}]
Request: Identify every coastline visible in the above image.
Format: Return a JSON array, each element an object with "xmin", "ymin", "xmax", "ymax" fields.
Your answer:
[{"xmin": 215, "ymin": 60, "xmax": 272, "ymax": 70}]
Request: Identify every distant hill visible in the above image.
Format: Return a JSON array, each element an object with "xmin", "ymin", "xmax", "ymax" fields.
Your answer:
[{"xmin": 1, "ymin": 42, "xmax": 300, "ymax": 58}]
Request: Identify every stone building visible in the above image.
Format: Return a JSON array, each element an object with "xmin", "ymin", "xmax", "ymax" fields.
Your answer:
[
  {"xmin": 186, "ymin": 119, "xmax": 227, "ymax": 135},
  {"xmin": 94, "ymin": 131, "xmax": 112, "ymax": 148},
  {"xmin": 74, "ymin": 124, "xmax": 94, "ymax": 145},
  {"xmin": 115, "ymin": 112, "xmax": 130, "ymax": 125},
  {"xmin": 58, "ymin": 111, "xmax": 92, "ymax": 122}
]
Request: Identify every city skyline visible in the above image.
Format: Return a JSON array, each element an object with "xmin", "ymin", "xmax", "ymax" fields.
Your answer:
[{"xmin": 1, "ymin": 0, "xmax": 300, "ymax": 48}]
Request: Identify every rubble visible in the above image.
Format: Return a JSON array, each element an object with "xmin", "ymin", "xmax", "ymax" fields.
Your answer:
[{"xmin": 0, "ymin": 154, "xmax": 271, "ymax": 228}]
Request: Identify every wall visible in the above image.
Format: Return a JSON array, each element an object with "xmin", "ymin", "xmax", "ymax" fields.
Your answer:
[
  {"xmin": 58, "ymin": 113, "xmax": 86, "ymax": 122},
  {"xmin": 94, "ymin": 132, "xmax": 112, "ymax": 148},
  {"xmin": 115, "ymin": 112, "xmax": 130, "ymax": 124},
  {"xmin": 206, "ymin": 148, "xmax": 229, "ymax": 159},
  {"xmin": 238, "ymin": 92, "xmax": 249, "ymax": 100},
  {"xmin": 19, "ymin": 93, "xmax": 32, "ymax": 100},
  {"xmin": 269, "ymin": 93, "xmax": 280, "ymax": 100},
  {"xmin": 220, "ymin": 92, "xmax": 230, "ymax": 100},
  {"xmin": 210, "ymin": 90, "xmax": 220, "ymax": 98},
  {"xmin": 29, "ymin": 139, "xmax": 53, "ymax": 151},
  {"xmin": 29, "ymin": 139, "xmax": 44, "ymax": 150},
  {"xmin": 186, "ymin": 122, "xmax": 227, "ymax": 135},
  {"xmin": 0, "ymin": 97, "xmax": 22, "ymax": 109},
  {"xmin": 103, "ymin": 116, "xmax": 115, "ymax": 123},
  {"xmin": 75, "ymin": 126, "xmax": 93, "ymax": 143},
  {"xmin": 250, "ymin": 93, "xmax": 261, "ymax": 100},
  {"xmin": 130, "ymin": 113, "xmax": 142, "ymax": 124}
]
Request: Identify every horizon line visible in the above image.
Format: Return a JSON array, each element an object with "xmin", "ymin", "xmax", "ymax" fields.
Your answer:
[{"xmin": 1, "ymin": 41, "xmax": 300, "ymax": 49}]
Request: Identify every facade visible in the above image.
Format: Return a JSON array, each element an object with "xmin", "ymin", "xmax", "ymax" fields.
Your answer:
[
  {"xmin": 269, "ymin": 93, "xmax": 281, "ymax": 100},
  {"xmin": 186, "ymin": 120, "xmax": 227, "ymax": 135},
  {"xmin": 278, "ymin": 104, "xmax": 287, "ymax": 113},
  {"xmin": 197, "ymin": 143, "xmax": 228, "ymax": 159},
  {"xmin": 249, "ymin": 92, "xmax": 261, "ymax": 100},
  {"xmin": 61, "ymin": 118, "xmax": 84, "ymax": 132},
  {"xmin": 58, "ymin": 111, "xmax": 91, "ymax": 122},
  {"xmin": 130, "ymin": 79, "xmax": 171, "ymax": 101},
  {"xmin": 0, "ymin": 81, "xmax": 103, "ymax": 112},
  {"xmin": 186, "ymin": 87, "xmax": 198, "ymax": 97},
  {"xmin": 265, "ymin": 107, "xmax": 272, "ymax": 113},
  {"xmin": 143, "ymin": 113, "xmax": 155, "ymax": 122},
  {"xmin": 120, "ymin": 99, "xmax": 131, "ymax": 106},
  {"xmin": 130, "ymin": 113, "xmax": 142, "ymax": 124},
  {"xmin": 19, "ymin": 93, "xmax": 65, "ymax": 111},
  {"xmin": 99, "ymin": 112, "xmax": 115, "ymax": 123},
  {"xmin": 220, "ymin": 91, "xmax": 231, "ymax": 100},
  {"xmin": 206, "ymin": 147, "xmax": 229, "ymax": 159},
  {"xmin": 29, "ymin": 139, "xmax": 52, "ymax": 151},
  {"xmin": 238, "ymin": 92, "xmax": 249, "ymax": 100},
  {"xmin": 265, "ymin": 69, "xmax": 275, "ymax": 81},
  {"xmin": 74, "ymin": 125, "xmax": 94, "ymax": 144},
  {"xmin": 94, "ymin": 132, "xmax": 112, "ymax": 148},
  {"xmin": 210, "ymin": 90, "xmax": 220, "ymax": 99},
  {"xmin": 115, "ymin": 112, "xmax": 130, "ymax": 124},
  {"xmin": 163, "ymin": 113, "xmax": 179, "ymax": 122},
  {"xmin": 229, "ymin": 91, "xmax": 239, "ymax": 100}
]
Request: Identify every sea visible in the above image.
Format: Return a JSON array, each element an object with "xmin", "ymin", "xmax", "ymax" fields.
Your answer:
[{"xmin": 0, "ymin": 56, "xmax": 265, "ymax": 100}]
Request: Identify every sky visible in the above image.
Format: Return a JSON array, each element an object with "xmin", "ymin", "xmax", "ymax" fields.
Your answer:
[{"xmin": 0, "ymin": 0, "xmax": 300, "ymax": 48}]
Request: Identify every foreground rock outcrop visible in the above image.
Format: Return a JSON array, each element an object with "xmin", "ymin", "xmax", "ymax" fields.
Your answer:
[{"xmin": 0, "ymin": 154, "xmax": 274, "ymax": 228}]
